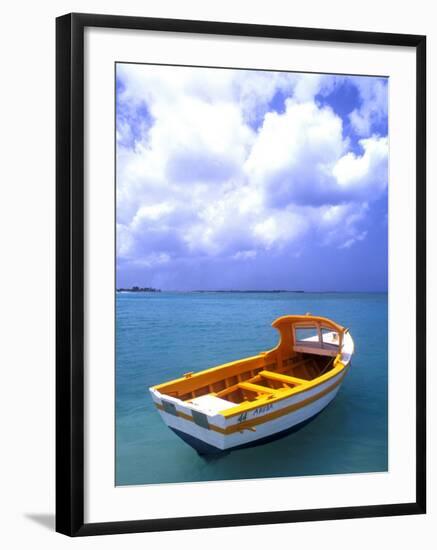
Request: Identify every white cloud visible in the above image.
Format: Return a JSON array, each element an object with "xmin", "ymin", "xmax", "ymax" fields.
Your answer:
[
  {"xmin": 116, "ymin": 65, "xmax": 388, "ymax": 269},
  {"xmin": 348, "ymin": 77, "xmax": 388, "ymax": 136},
  {"xmin": 293, "ymin": 73, "xmax": 325, "ymax": 102},
  {"xmin": 340, "ymin": 231, "xmax": 368, "ymax": 249},
  {"xmin": 333, "ymin": 136, "xmax": 388, "ymax": 197},
  {"xmin": 317, "ymin": 203, "xmax": 369, "ymax": 248},
  {"xmin": 244, "ymin": 99, "xmax": 346, "ymax": 207}
]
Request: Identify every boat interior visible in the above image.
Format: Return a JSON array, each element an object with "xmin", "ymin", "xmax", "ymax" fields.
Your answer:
[{"xmin": 153, "ymin": 315, "xmax": 346, "ymax": 409}]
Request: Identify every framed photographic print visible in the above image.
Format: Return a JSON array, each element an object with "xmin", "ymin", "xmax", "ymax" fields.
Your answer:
[{"xmin": 56, "ymin": 12, "xmax": 426, "ymax": 536}]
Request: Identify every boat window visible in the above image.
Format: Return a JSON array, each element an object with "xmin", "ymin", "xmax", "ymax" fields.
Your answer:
[
  {"xmin": 295, "ymin": 326, "xmax": 318, "ymax": 343},
  {"xmin": 321, "ymin": 327, "xmax": 340, "ymax": 347}
]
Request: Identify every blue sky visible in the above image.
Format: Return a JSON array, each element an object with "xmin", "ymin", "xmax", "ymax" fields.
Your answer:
[{"xmin": 116, "ymin": 65, "xmax": 388, "ymax": 291}]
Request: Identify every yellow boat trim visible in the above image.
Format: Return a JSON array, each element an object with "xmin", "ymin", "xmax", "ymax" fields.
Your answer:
[{"xmin": 155, "ymin": 367, "xmax": 348, "ymax": 435}]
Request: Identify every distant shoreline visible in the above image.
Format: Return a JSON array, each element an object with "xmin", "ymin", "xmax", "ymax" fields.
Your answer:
[
  {"xmin": 116, "ymin": 286, "xmax": 161, "ymax": 293},
  {"xmin": 116, "ymin": 289, "xmax": 388, "ymax": 294}
]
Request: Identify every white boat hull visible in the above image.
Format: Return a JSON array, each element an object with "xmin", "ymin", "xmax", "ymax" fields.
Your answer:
[{"xmin": 153, "ymin": 379, "xmax": 343, "ymax": 454}]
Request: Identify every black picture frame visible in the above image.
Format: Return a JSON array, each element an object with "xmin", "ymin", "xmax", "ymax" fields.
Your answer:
[{"xmin": 56, "ymin": 12, "xmax": 426, "ymax": 537}]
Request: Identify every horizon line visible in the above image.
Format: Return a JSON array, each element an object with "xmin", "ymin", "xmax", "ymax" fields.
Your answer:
[{"xmin": 116, "ymin": 288, "xmax": 388, "ymax": 293}]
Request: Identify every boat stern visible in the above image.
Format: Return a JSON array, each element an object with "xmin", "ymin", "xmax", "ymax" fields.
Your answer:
[{"xmin": 149, "ymin": 386, "xmax": 229, "ymax": 453}]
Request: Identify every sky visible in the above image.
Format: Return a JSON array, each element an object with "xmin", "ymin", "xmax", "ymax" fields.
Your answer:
[{"xmin": 116, "ymin": 64, "xmax": 388, "ymax": 291}]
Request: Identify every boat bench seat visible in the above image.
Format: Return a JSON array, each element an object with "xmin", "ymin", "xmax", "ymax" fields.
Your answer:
[
  {"xmin": 259, "ymin": 370, "xmax": 306, "ymax": 386},
  {"xmin": 213, "ymin": 370, "xmax": 306, "ymax": 402},
  {"xmin": 215, "ymin": 380, "xmax": 278, "ymax": 400},
  {"xmin": 238, "ymin": 381, "xmax": 276, "ymax": 395}
]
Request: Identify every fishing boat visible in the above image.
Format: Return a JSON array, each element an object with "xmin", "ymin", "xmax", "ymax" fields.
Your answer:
[{"xmin": 149, "ymin": 314, "xmax": 354, "ymax": 455}]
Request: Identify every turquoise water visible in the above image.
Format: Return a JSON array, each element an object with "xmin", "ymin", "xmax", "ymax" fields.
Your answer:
[{"xmin": 116, "ymin": 292, "xmax": 388, "ymax": 486}]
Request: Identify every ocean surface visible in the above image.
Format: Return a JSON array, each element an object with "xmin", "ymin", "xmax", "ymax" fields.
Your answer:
[{"xmin": 116, "ymin": 292, "xmax": 388, "ymax": 486}]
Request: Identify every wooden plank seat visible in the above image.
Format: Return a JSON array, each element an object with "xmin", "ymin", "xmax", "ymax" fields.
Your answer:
[
  {"xmin": 215, "ymin": 381, "xmax": 277, "ymax": 398},
  {"xmin": 259, "ymin": 370, "xmax": 306, "ymax": 386},
  {"xmin": 205, "ymin": 368, "xmax": 307, "ymax": 403},
  {"xmin": 238, "ymin": 381, "xmax": 276, "ymax": 394}
]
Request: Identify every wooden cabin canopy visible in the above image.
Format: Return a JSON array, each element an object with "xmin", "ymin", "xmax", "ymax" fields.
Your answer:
[{"xmin": 272, "ymin": 314, "xmax": 346, "ymax": 357}]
